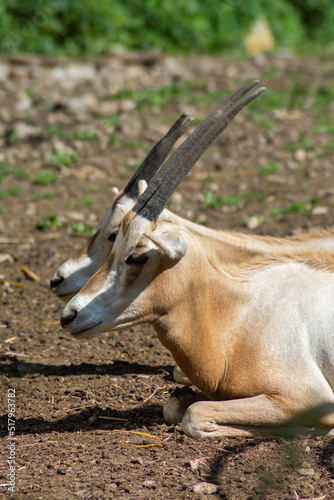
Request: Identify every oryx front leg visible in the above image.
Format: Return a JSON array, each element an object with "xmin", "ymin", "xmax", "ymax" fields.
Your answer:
[{"xmin": 181, "ymin": 395, "xmax": 334, "ymax": 439}]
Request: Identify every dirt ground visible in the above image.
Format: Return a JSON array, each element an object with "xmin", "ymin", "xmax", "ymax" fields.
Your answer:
[{"xmin": 1, "ymin": 52, "xmax": 334, "ymax": 499}]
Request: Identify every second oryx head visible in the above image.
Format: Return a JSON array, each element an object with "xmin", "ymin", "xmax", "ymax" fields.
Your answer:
[{"xmin": 50, "ymin": 114, "xmax": 192, "ymax": 300}]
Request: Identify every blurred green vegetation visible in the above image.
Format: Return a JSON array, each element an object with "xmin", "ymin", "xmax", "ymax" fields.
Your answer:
[{"xmin": 0, "ymin": 0, "xmax": 333, "ymax": 58}]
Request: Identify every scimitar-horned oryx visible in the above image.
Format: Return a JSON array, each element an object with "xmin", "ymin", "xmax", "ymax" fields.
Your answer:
[
  {"xmin": 61, "ymin": 82, "xmax": 334, "ymax": 438},
  {"xmin": 61, "ymin": 81, "xmax": 334, "ymax": 438}
]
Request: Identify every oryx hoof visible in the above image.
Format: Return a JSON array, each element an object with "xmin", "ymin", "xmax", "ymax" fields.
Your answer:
[
  {"xmin": 163, "ymin": 387, "xmax": 206, "ymax": 425},
  {"xmin": 173, "ymin": 365, "xmax": 192, "ymax": 385}
]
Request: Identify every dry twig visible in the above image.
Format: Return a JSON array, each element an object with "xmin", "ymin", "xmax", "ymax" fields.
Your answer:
[
  {"xmin": 112, "ymin": 429, "xmax": 163, "ymax": 441},
  {"xmin": 142, "ymin": 385, "xmax": 165, "ymax": 404},
  {"xmin": 0, "ymin": 279, "xmax": 24, "ymax": 287},
  {"xmin": 21, "ymin": 266, "xmax": 40, "ymax": 282},
  {"xmin": 124, "ymin": 443, "xmax": 163, "ymax": 449},
  {"xmin": 98, "ymin": 416, "xmax": 128, "ymax": 421}
]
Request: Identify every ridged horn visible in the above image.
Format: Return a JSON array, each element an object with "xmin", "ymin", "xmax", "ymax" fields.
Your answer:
[
  {"xmin": 133, "ymin": 81, "xmax": 265, "ymax": 222},
  {"xmin": 122, "ymin": 113, "xmax": 193, "ymax": 199}
]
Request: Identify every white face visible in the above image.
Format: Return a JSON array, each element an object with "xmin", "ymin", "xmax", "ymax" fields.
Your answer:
[
  {"xmin": 60, "ymin": 215, "xmax": 188, "ymax": 340},
  {"xmin": 50, "ymin": 194, "xmax": 136, "ymax": 300}
]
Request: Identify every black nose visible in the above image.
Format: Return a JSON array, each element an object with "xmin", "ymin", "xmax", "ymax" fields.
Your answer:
[
  {"xmin": 60, "ymin": 308, "xmax": 77, "ymax": 329},
  {"xmin": 50, "ymin": 272, "xmax": 64, "ymax": 291}
]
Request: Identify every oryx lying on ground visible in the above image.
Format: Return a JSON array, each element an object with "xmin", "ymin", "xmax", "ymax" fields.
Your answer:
[{"xmin": 60, "ymin": 82, "xmax": 334, "ymax": 438}]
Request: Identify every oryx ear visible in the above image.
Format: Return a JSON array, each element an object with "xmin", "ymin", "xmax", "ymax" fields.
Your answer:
[
  {"xmin": 156, "ymin": 231, "xmax": 188, "ymax": 261},
  {"xmin": 112, "ymin": 186, "xmax": 120, "ymax": 196},
  {"xmin": 138, "ymin": 179, "xmax": 148, "ymax": 195}
]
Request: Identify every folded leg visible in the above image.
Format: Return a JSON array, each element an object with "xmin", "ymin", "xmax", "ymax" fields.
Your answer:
[{"xmin": 179, "ymin": 394, "xmax": 334, "ymax": 439}]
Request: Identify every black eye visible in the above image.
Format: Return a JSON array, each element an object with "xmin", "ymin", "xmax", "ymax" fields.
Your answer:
[
  {"xmin": 107, "ymin": 232, "xmax": 117, "ymax": 243},
  {"xmin": 125, "ymin": 254, "xmax": 148, "ymax": 266}
]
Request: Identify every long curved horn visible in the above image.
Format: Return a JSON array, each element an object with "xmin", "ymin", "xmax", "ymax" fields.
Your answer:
[
  {"xmin": 122, "ymin": 113, "xmax": 193, "ymax": 200},
  {"xmin": 133, "ymin": 81, "xmax": 265, "ymax": 222}
]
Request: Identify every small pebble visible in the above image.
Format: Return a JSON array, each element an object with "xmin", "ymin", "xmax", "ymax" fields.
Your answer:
[
  {"xmin": 247, "ymin": 216, "xmax": 259, "ymax": 230},
  {"xmin": 193, "ymin": 482, "xmax": 220, "ymax": 494},
  {"xmin": 142, "ymin": 480, "xmax": 156, "ymax": 489},
  {"xmin": 57, "ymin": 469, "xmax": 67, "ymax": 475},
  {"xmin": 84, "ymin": 493, "xmax": 94, "ymax": 500},
  {"xmin": 189, "ymin": 460, "xmax": 200, "ymax": 471},
  {"xmin": 312, "ymin": 206, "xmax": 328, "ymax": 215},
  {"xmin": 171, "ymin": 192, "xmax": 183, "ymax": 203},
  {"xmin": 294, "ymin": 148, "xmax": 307, "ymax": 162},
  {"xmin": 131, "ymin": 457, "xmax": 144, "ymax": 465},
  {"xmin": 297, "ymin": 467, "xmax": 314, "ymax": 477}
]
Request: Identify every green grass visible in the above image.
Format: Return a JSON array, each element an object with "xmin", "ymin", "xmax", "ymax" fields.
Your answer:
[
  {"xmin": 102, "ymin": 113, "xmax": 121, "ymax": 128},
  {"xmin": 248, "ymin": 89, "xmax": 289, "ymax": 112},
  {"xmin": 50, "ymin": 148, "xmax": 79, "ymax": 168},
  {"xmin": 36, "ymin": 215, "xmax": 62, "ymax": 230},
  {"xmin": 167, "ymin": 199, "xmax": 183, "ymax": 207},
  {"xmin": 314, "ymin": 84, "xmax": 334, "ymax": 110},
  {"xmin": 251, "ymin": 112, "xmax": 276, "ymax": 130},
  {"xmin": 128, "ymin": 163, "xmax": 141, "ymax": 171},
  {"xmin": 69, "ymin": 197, "xmax": 93, "ymax": 207},
  {"xmin": 25, "ymin": 87, "xmax": 36, "ymax": 100},
  {"xmin": 314, "ymin": 118, "xmax": 334, "ymax": 135},
  {"xmin": 42, "ymin": 190, "xmax": 56, "ymax": 199},
  {"xmin": 105, "ymin": 77, "xmax": 334, "ymax": 127},
  {"xmin": 271, "ymin": 201, "xmax": 313, "ymax": 217},
  {"xmin": 0, "ymin": 186, "xmax": 23, "ymax": 199},
  {"xmin": 109, "ymin": 137, "xmax": 145, "ymax": 149},
  {"xmin": 238, "ymin": 214, "xmax": 267, "ymax": 226},
  {"xmin": 108, "ymin": 81, "xmax": 200, "ymax": 112},
  {"xmin": 284, "ymin": 133, "xmax": 315, "ymax": 152},
  {"xmin": 0, "ymin": 161, "xmax": 30, "ymax": 185},
  {"xmin": 74, "ymin": 130, "xmax": 100, "ymax": 141},
  {"xmin": 248, "ymin": 78, "xmax": 334, "ymax": 115},
  {"xmin": 46, "ymin": 126, "xmax": 99, "ymax": 142},
  {"xmin": 69, "ymin": 223, "xmax": 96, "ymax": 237},
  {"xmin": 238, "ymin": 199, "xmax": 318, "ymax": 227},
  {"xmin": 35, "ymin": 170, "xmax": 58, "ymax": 185},
  {"xmin": 1, "ymin": 0, "xmax": 333, "ymax": 58},
  {"xmin": 33, "ymin": 190, "xmax": 56, "ymax": 200},
  {"xmin": 284, "ymin": 133, "xmax": 325, "ymax": 157},
  {"xmin": 284, "ymin": 442, "xmax": 302, "ymax": 468},
  {"xmin": 204, "ymin": 190, "xmax": 266, "ymax": 209},
  {"xmin": 257, "ymin": 162, "xmax": 279, "ymax": 176},
  {"xmin": 106, "ymin": 80, "xmax": 236, "ymax": 115},
  {"xmin": 36, "ymin": 216, "xmax": 96, "ymax": 236}
]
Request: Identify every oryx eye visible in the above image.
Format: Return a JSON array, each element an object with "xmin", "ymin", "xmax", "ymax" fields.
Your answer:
[
  {"xmin": 107, "ymin": 232, "xmax": 117, "ymax": 243},
  {"xmin": 125, "ymin": 253, "xmax": 148, "ymax": 266}
]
